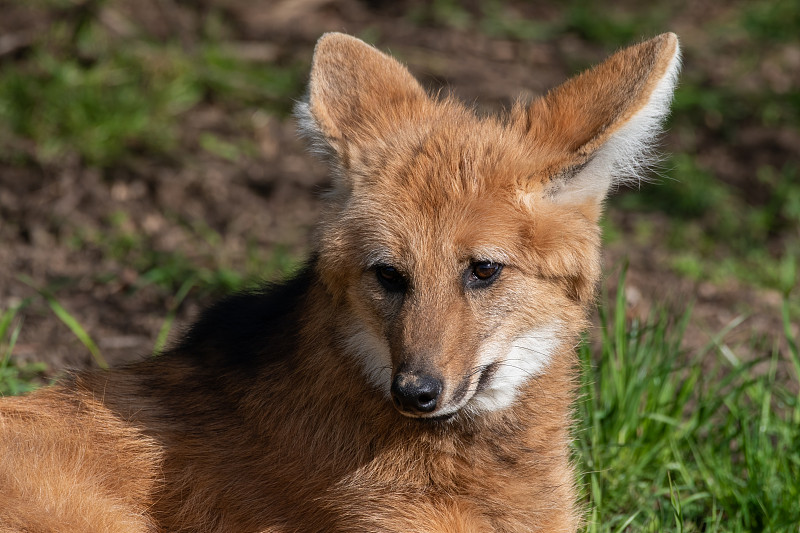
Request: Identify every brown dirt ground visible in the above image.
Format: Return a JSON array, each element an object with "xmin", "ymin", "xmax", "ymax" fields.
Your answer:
[{"xmin": 1, "ymin": 0, "xmax": 797, "ymax": 381}]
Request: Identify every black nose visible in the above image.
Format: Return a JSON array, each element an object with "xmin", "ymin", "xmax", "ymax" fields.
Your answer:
[{"xmin": 391, "ymin": 372, "xmax": 442, "ymax": 414}]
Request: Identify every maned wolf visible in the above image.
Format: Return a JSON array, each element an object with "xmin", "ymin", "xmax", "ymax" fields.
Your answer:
[{"xmin": 0, "ymin": 33, "xmax": 680, "ymax": 532}]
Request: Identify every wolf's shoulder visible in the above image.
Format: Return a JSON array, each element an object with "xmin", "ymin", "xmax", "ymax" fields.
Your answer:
[{"xmin": 169, "ymin": 261, "xmax": 316, "ymax": 371}]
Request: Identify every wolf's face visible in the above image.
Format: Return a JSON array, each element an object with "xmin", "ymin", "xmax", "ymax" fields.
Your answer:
[
  {"xmin": 297, "ymin": 33, "xmax": 680, "ymax": 418},
  {"xmin": 317, "ymin": 117, "xmax": 597, "ymax": 418}
]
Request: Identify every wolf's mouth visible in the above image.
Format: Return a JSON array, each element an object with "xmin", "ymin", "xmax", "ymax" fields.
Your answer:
[
  {"xmin": 412, "ymin": 362, "xmax": 500, "ymax": 420},
  {"xmin": 424, "ymin": 411, "xmax": 456, "ymax": 422},
  {"xmin": 475, "ymin": 362, "xmax": 499, "ymax": 395},
  {"xmin": 447, "ymin": 362, "xmax": 498, "ymax": 406}
]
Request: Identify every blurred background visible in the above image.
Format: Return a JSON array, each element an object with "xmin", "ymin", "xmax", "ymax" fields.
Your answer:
[
  {"xmin": 0, "ymin": 0, "xmax": 798, "ymax": 529},
  {"xmin": 5, "ymin": 0, "xmax": 797, "ymax": 372}
]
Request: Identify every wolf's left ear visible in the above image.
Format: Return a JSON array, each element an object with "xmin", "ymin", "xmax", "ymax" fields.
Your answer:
[
  {"xmin": 295, "ymin": 33, "xmax": 428, "ymax": 168},
  {"xmin": 520, "ymin": 33, "xmax": 681, "ymax": 210}
]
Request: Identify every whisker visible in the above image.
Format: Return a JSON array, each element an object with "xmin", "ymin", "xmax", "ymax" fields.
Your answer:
[
  {"xmin": 491, "ymin": 362, "xmax": 537, "ymax": 378},
  {"xmin": 466, "ymin": 364, "xmax": 492, "ymax": 379},
  {"xmin": 510, "ymin": 346, "xmax": 555, "ymax": 357}
]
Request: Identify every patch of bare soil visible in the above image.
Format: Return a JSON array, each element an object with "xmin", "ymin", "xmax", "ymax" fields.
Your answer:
[{"xmin": 0, "ymin": 0, "xmax": 795, "ymax": 377}]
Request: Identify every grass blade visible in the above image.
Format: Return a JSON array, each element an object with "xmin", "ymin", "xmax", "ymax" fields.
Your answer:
[
  {"xmin": 153, "ymin": 277, "xmax": 196, "ymax": 355},
  {"xmin": 45, "ymin": 296, "xmax": 108, "ymax": 368},
  {"xmin": 18, "ymin": 275, "xmax": 108, "ymax": 369}
]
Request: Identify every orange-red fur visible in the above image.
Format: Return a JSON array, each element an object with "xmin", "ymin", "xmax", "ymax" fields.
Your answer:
[{"xmin": 0, "ymin": 33, "xmax": 680, "ymax": 532}]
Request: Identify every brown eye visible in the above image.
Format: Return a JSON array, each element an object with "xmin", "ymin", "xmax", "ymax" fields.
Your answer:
[
  {"xmin": 467, "ymin": 261, "xmax": 502, "ymax": 286},
  {"xmin": 376, "ymin": 265, "xmax": 406, "ymax": 292}
]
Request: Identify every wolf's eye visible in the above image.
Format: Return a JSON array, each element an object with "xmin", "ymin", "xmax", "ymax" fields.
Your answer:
[
  {"xmin": 467, "ymin": 261, "xmax": 502, "ymax": 287},
  {"xmin": 375, "ymin": 265, "xmax": 406, "ymax": 292}
]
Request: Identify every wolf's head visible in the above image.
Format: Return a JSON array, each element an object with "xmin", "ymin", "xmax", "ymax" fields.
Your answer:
[{"xmin": 296, "ymin": 33, "xmax": 680, "ymax": 419}]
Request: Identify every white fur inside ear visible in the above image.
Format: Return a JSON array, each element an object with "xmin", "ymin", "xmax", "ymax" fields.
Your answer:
[
  {"xmin": 294, "ymin": 100, "xmax": 334, "ymax": 159},
  {"xmin": 340, "ymin": 320, "xmax": 393, "ymax": 397},
  {"xmin": 553, "ymin": 43, "xmax": 682, "ymax": 206},
  {"xmin": 471, "ymin": 322, "xmax": 564, "ymax": 413}
]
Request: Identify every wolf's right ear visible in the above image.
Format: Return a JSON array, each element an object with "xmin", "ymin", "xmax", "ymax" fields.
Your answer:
[{"xmin": 295, "ymin": 33, "xmax": 428, "ymax": 170}]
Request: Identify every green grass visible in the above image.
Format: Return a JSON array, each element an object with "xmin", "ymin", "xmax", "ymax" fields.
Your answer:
[
  {"xmin": 18, "ymin": 275, "xmax": 107, "ymax": 368},
  {"xmin": 741, "ymin": 0, "xmax": 800, "ymax": 42},
  {"xmin": 578, "ymin": 270, "xmax": 800, "ymax": 531},
  {"xmin": 0, "ymin": 7, "xmax": 303, "ymax": 167},
  {"xmin": 613, "ymin": 154, "xmax": 800, "ymax": 292},
  {"xmin": 67, "ymin": 208, "xmax": 300, "ymax": 297},
  {"xmin": 407, "ymin": 0, "xmax": 674, "ymax": 44},
  {"xmin": 0, "ymin": 302, "xmax": 47, "ymax": 396},
  {"xmin": 563, "ymin": 0, "xmax": 674, "ymax": 47},
  {"xmin": 0, "ymin": 45, "xmax": 198, "ymax": 166}
]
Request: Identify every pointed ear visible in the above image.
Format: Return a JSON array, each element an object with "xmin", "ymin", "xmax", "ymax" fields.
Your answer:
[
  {"xmin": 295, "ymin": 33, "xmax": 429, "ymax": 167},
  {"xmin": 521, "ymin": 33, "xmax": 681, "ymax": 209}
]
